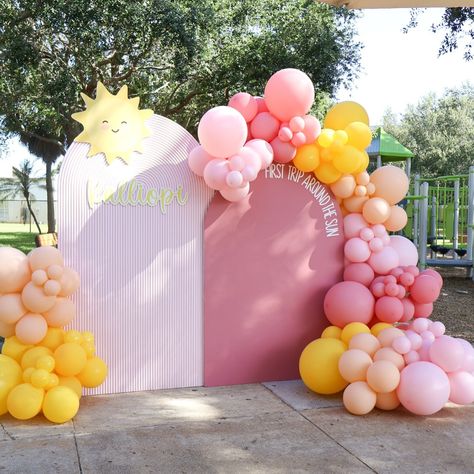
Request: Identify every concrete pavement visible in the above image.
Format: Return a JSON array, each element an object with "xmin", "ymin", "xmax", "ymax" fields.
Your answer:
[{"xmin": 1, "ymin": 381, "xmax": 473, "ymax": 473}]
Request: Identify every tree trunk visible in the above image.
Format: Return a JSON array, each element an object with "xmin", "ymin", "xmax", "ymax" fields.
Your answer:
[
  {"xmin": 45, "ymin": 159, "xmax": 55, "ymax": 233},
  {"xmin": 25, "ymin": 196, "xmax": 42, "ymax": 235}
]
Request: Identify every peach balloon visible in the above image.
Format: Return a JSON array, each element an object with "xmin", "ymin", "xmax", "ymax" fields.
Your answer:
[
  {"xmin": 44, "ymin": 280, "xmax": 61, "ymax": 297},
  {"xmin": 43, "ymin": 298, "xmax": 76, "ymax": 328},
  {"xmin": 374, "ymin": 347, "xmax": 405, "ymax": 371},
  {"xmin": 367, "ymin": 360, "xmax": 400, "ymax": 393},
  {"xmin": 343, "ymin": 381, "xmax": 376, "ymax": 415},
  {"xmin": 349, "ymin": 333, "xmax": 381, "ymax": 357},
  {"xmin": 356, "ymin": 172, "xmax": 370, "ymax": 186},
  {"xmin": 31, "ymin": 269, "xmax": 48, "ymax": 286},
  {"xmin": 330, "ymin": 175, "xmax": 356, "ymax": 199},
  {"xmin": 343, "ymin": 195, "xmax": 368, "ymax": 213},
  {"xmin": 58, "ymin": 268, "xmax": 80, "ymax": 297},
  {"xmin": 47, "ymin": 265, "xmax": 64, "ymax": 281},
  {"xmin": 21, "ymin": 282, "xmax": 56, "ymax": 313},
  {"xmin": 377, "ymin": 327, "xmax": 406, "ymax": 348},
  {"xmin": 376, "ymin": 390, "xmax": 400, "ymax": 410},
  {"xmin": 370, "ymin": 165, "xmax": 409, "ymax": 205},
  {"xmin": 28, "ymin": 246, "xmax": 64, "ymax": 271},
  {"xmin": 0, "ymin": 247, "xmax": 31, "ymax": 293},
  {"xmin": 0, "ymin": 294, "xmax": 27, "ymax": 324},
  {"xmin": 0, "ymin": 320, "xmax": 16, "ymax": 338},
  {"xmin": 338, "ymin": 349, "xmax": 373, "ymax": 383},
  {"xmin": 15, "ymin": 313, "xmax": 48, "ymax": 345},
  {"xmin": 384, "ymin": 206, "xmax": 408, "ymax": 232},
  {"xmin": 362, "ymin": 197, "xmax": 391, "ymax": 224}
]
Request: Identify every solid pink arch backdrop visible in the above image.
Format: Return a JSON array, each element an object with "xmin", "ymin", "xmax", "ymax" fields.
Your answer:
[{"xmin": 204, "ymin": 164, "xmax": 345, "ymax": 386}]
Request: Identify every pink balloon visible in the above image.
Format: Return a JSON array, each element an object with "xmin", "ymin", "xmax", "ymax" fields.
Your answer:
[
  {"xmin": 21, "ymin": 282, "xmax": 56, "ymax": 313},
  {"xmin": 420, "ymin": 269, "xmax": 443, "ymax": 289},
  {"xmin": 289, "ymin": 116, "xmax": 305, "ymax": 132},
  {"xmin": 430, "ymin": 321, "xmax": 446, "ymax": 337},
  {"xmin": 0, "ymin": 293, "xmax": 27, "ymax": 325},
  {"xmin": 343, "ymin": 263, "xmax": 375, "ymax": 287},
  {"xmin": 228, "ymin": 92, "xmax": 258, "ymax": 122},
  {"xmin": 375, "ymin": 296, "xmax": 404, "ymax": 323},
  {"xmin": 240, "ymin": 146, "xmax": 262, "ymax": 181},
  {"xmin": 188, "ymin": 146, "xmax": 214, "ymax": 176},
  {"xmin": 245, "ymin": 139, "xmax": 274, "ymax": 169},
  {"xmin": 448, "ymin": 371, "xmax": 474, "ymax": 405},
  {"xmin": 43, "ymin": 297, "xmax": 76, "ymax": 328},
  {"xmin": 58, "ymin": 267, "xmax": 80, "ymax": 297},
  {"xmin": 412, "ymin": 317, "xmax": 430, "ymax": 334},
  {"xmin": 458, "ymin": 339, "xmax": 474, "ymax": 372},
  {"xmin": 343, "ymin": 214, "xmax": 369, "ymax": 239},
  {"xmin": 15, "ymin": 313, "xmax": 48, "ymax": 345},
  {"xmin": 278, "ymin": 126, "xmax": 293, "ymax": 142},
  {"xmin": 369, "ymin": 237, "xmax": 384, "ymax": 253},
  {"xmin": 270, "ymin": 137, "xmax": 296, "ymax": 164},
  {"xmin": 399, "ymin": 272, "xmax": 415, "ymax": 288},
  {"xmin": 397, "ymin": 361, "xmax": 450, "ymax": 415},
  {"xmin": 405, "ymin": 265, "xmax": 420, "ymax": 277},
  {"xmin": 203, "ymin": 159, "xmax": 231, "ymax": 190},
  {"xmin": 360, "ymin": 228, "xmax": 374, "ymax": 242},
  {"xmin": 368, "ymin": 246, "xmax": 400, "ymax": 275},
  {"xmin": 31, "ymin": 269, "xmax": 48, "ymax": 286},
  {"xmin": 392, "ymin": 336, "xmax": 412, "ymax": 354},
  {"xmin": 264, "ymin": 68, "xmax": 314, "ymax": 121},
  {"xmin": 303, "ymin": 115, "xmax": 321, "ymax": 143},
  {"xmin": 413, "ymin": 301, "xmax": 433, "ymax": 318},
  {"xmin": 291, "ymin": 132, "xmax": 306, "ymax": 147},
  {"xmin": 220, "ymin": 183, "xmax": 250, "ymax": 202},
  {"xmin": 404, "ymin": 350, "xmax": 421, "ymax": 365},
  {"xmin": 28, "ymin": 245, "xmax": 64, "ymax": 271},
  {"xmin": 418, "ymin": 339, "xmax": 433, "ymax": 361},
  {"xmin": 226, "ymin": 171, "xmax": 244, "ymax": 188},
  {"xmin": 406, "ymin": 332, "xmax": 422, "ymax": 351},
  {"xmin": 250, "ymin": 112, "xmax": 280, "ymax": 142},
  {"xmin": 324, "ymin": 281, "xmax": 375, "ymax": 328},
  {"xmin": 421, "ymin": 330, "xmax": 435, "ymax": 343},
  {"xmin": 389, "ymin": 236, "xmax": 418, "ymax": 267},
  {"xmin": 0, "ymin": 247, "xmax": 31, "ymax": 293},
  {"xmin": 198, "ymin": 106, "xmax": 248, "ymax": 158},
  {"xmin": 371, "ymin": 282, "xmax": 386, "ymax": 298},
  {"xmin": 344, "ymin": 238, "xmax": 371, "ymax": 263},
  {"xmin": 429, "ymin": 336, "xmax": 464, "ymax": 373},
  {"xmin": 255, "ymin": 97, "xmax": 269, "ymax": 113},
  {"xmin": 410, "ymin": 274, "xmax": 440, "ymax": 304}
]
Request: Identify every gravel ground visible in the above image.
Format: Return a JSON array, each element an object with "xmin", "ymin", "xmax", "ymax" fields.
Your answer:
[{"xmin": 431, "ymin": 267, "xmax": 474, "ymax": 343}]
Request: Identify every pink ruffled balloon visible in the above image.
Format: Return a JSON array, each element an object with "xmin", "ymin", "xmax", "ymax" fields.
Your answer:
[
  {"xmin": 270, "ymin": 137, "xmax": 296, "ymax": 164},
  {"xmin": 250, "ymin": 112, "xmax": 280, "ymax": 142},
  {"xmin": 188, "ymin": 146, "xmax": 215, "ymax": 177},
  {"xmin": 203, "ymin": 159, "xmax": 231, "ymax": 190},
  {"xmin": 228, "ymin": 92, "xmax": 258, "ymax": 122},
  {"xmin": 220, "ymin": 183, "xmax": 250, "ymax": 202},
  {"xmin": 245, "ymin": 139, "xmax": 274, "ymax": 169},
  {"xmin": 389, "ymin": 236, "xmax": 418, "ymax": 267}
]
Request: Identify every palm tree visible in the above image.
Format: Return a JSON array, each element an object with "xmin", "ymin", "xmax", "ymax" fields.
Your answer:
[{"xmin": 0, "ymin": 159, "xmax": 45, "ymax": 234}]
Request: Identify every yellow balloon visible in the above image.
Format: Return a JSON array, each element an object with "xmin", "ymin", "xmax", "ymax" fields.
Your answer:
[
  {"xmin": 82, "ymin": 331, "xmax": 95, "ymax": 344},
  {"xmin": 317, "ymin": 128, "xmax": 335, "ymax": 148},
  {"xmin": 333, "ymin": 145, "xmax": 363, "ymax": 174},
  {"xmin": 371, "ymin": 322, "xmax": 393, "ymax": 337},
  {"xmin": 54, "ymin": 343, "xmax": 87, "ymax": 376},
  {"xmin": 39, "ymin": 327, "xmax": 65, "ymax": 351},
  {"xmin": 314, "ymin": 162, "xmax": 342, "ymax": 184},
  {"xmin": 1, "ymin": 336, "xmax": 32, "ymax": 363},
  {"xmin": 30, "ymin": 369, "xmax": 51, "ymax": 389},
  {"xmin": 45, "ymin": 373, "xmax": 59, "ymax": 390},
  {"xmin": 7, "ymin": 383, "xmax": 44, "ymax": 420},
  {"xmin": 58, "ymin": 376, "xmax": 82, "ymax": 398},
  {"xmin": 22, "ymin": 367, "xmax": 35, "ymax": 383},
  {"xmin": 353, "ymin": 151, "xmax": 370, "ymax": 174},
  {"xmin": 77, "ymin": 357, "xmax": 108, "ymax": 388},
  {"xmin": 293, "ymin": 144, "xmax": 320, "ymax": 172},
  {"xmin": 324, "ymin": 101, "xmax": 369, "ymax": 130},
  {"xmin": 64, "ymin": 330, "xmax": 83, "ymax": 345},
  {"xmin": 21, "ymin": 346, "xmax": 53, "ymax": 370},
  {"xmin": 0, "ymin": 355, "xmax": 23, "ymax": 415},
  {"xmin": 321, "ymin": 326, "xmax": 342, "ymax": 339},
  {"xmin": 36, "ymin": 355, "xmax": 55, "ymax": 372},
  {"xmin": 333, "ymin": 130, "xmax": 349, "ymax": 145},
  {"xmin": 340, "ymin": 322, "xmax": 371, "ymax": 345},
  {"xmin": 42, "ymin": 386, "xmax": 79, "ymax": 424},
  {"xmin": 319, "ymin": 147, "xmax": 333, "ymax": 162},
  {"xmin": 299, "ymin": 338, "xmax": 348, "ymax": 395},
  {"xmin": 81, "ymin": 342, "xmax": 96, "ymax": 359},
  {"xmin": 345, "ymin": 122, "xmax": 372, "ymax": 150}
]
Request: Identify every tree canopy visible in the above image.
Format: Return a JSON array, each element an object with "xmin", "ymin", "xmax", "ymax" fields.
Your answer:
[{"xmin": 382, "ymin": 84, "xmax": 474, "ymax": 178}]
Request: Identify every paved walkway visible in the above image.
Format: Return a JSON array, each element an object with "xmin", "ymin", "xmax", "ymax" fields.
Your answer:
[{"xmin": 1, "ymin": 380, "xmax": 473, "ymax": 473}]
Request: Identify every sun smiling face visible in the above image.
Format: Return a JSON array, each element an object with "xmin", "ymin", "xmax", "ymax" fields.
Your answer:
[{"xmin": 72, "ymin": 82, "xmax": 154, "ymax": 165}]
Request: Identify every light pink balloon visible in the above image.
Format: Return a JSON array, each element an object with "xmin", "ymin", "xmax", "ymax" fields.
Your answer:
[
  {"xmin": 430, "ymin": 321, "xmax": 445, "ymax": 337},
  {"xmin": 343, "ymin": 214, "xmax": 369, "ymax": 239},
  {"xmin": 240, "ymin": 147, "xmax": 262, "ymax": 181},
  {"xmin": 220, "ymin": 183, "xmax": 250, "ymax": 202},
  {"xmin": 413, "ymin": 301, "xmax": 433, "ymax": 318},
  {"xmin": 250, "ymin": 112, "xmax": 280, "ymax": 142},
  {"xmin": 375, "ymin": 296, "xmax": 404, "ymax": 323},
  {"xmin": 458, "ymin": 339, "xmax": 474, "ymax": 372},
  {"xmin": 15, "ymin": 313, "xmax": 48, "ymax": 345},
  {"xmin": 397, "ymin": 361, "xmax": 450, "ymax": 415},
  {"xmin": 229, "ymin": 155, "xmax": 245, "ymax": 171},
  {"xmin": 368, "ymin": 246, "xmax": 400, "ymax": 275},
  {"xmin": 226, "ymin": 171, "xmax": 244, "ymax": 188},
  {"xmin": 28, "ymin": 246, "xmax": 64, "ymax": 271},
  {"xmin": 198, "ymin": 106, "xmax": 248, "ymax": 158},
  {"xmin": 43, "ymin": 297, "xmax": 76, "ymax": 328},
  {"xmin": 228, "ymin": 92, "xmax": 258, "ymax": 122},
  {"xmin": 0, "ymin": 293, "xmax": 27, "ymax": 325},
  {"xmin": 369, "ymin": 237, "xmax": 384, "ymax": 253},
  {"xmin": 203, "ymin": 159, "xmax": 231, "ymax": 190},
  {"xmin": 31, "ymin": 269, "xmax": 48, "ymax": 286},
  {"xmin": 448, "ymin": 371, "xmax": 474, "ymax": 405},
  {"xmin": 344, "ymin": 238, "xmax": 371, "ymax": 263},
  {"xmin": 289, "ymin": 116, "xmax": 305, "ymax": 132},
  {"xmin": 389, "ymin": 236, "xmax": 418, "ymax": 267},
  {"xmin": 21, "ymin": 281, "xmax": 56, "ymax": 313},
  {"xmin": 404, "ymin": 350, "xmax": 420, "ymax": 365},
  {"xmin": 188, "ymin": 146, "xmax": 215, "ymax": 176},
  {"xmin": 303, "ymin": 115, "xmax": 321, "ymax": 143},
  {"xmin": 360, "ymin": 228, "xmax": 374, "ymax": 242},
  {"xmin": 412, "ymin": 317, "xmax": 430, "ymax": 334},
  {"xmin": 270, "ymin": 137, "xmax": 296, "ymax": 164},
  {"xmin": 0, "ymin": 247, "xmax": 31, "ymax": 293},
  {"xmin": 278, "ymin": 126, "xmax": 293, "ymax": 142},
  {"xmin": 429, "ymin": 336, "xmax": 464, "ymax": 373},
  {"xmin": 245, "ymin": 139, "xmax": 274, "ymax": 169},
  {"xmin": 291, "ymin": 132, "xmax": 306, "ymax": 147},
  {"xmin": 406, "ymin": 332, "xmax": 423, "ymax": 351},
  {"xmin": 58, "ymin": 267, "xmax": 80, "ymax": 297},
  {"xmin": 410, "ymin": 274, "xmax": 440, "ymax": 304},
  {"xmin": 343, "ymin": 263, "xmax": 375, "ymax": 287},
  {"xmin": 421, "ymin": 330, "xmax": 435, "ymax": 343},
  {"xmin": 418, "ymin": 339, "xmax": 433, "ymax": 361}
]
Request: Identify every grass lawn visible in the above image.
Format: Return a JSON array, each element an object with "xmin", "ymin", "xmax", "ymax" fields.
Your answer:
[{"xmin": 0, "ymin": 222, "xmax": 47, "ymax": 254}]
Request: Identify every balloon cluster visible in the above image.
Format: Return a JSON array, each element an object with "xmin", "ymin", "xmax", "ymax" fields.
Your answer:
[{"xmin": 0, "ymin": 246, "xmax": 107, "ymax": 423}]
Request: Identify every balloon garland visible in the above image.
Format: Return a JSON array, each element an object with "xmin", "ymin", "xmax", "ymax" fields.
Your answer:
[{"xmin": 0, "ymin": 247, "xmax": 107, "ymax": 423}]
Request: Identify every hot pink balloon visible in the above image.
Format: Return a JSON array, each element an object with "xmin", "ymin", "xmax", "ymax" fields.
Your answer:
[
  {"xmin": 448, "ymin": 371, "xmax": 474, "ymax": 405},
  {"xmin": 389, "ymin": 236, "xmax": 418, "ymax": 267},
  {"xmin": 188, "ymin": 146, "xmax": 215, "ymax": 177},
  {"xmin": 198, "ymin": 106, "xmax": 248, "ymax": 158},
  {"xmin": 264, "ymin": 68, "xmax": 314, "ymax": 121},
  {"xmin": 303, "ymin": 115, "xmax": 321, "ymax": 143},
  {"xmin": 245, "ymin": 139, "xmax": 274, "ymax": 169},
  {"xmin": 397, "ymin": 361, "xmax": 450, "ymax": 415},
  {"xmin": 368, "ymin": 246, "xmax": 399, "ymax": 275},
  {"xmin": 429, "ymin": 335, "xmax": 464, "ymax": 373},
  {"xmin": 250, "ymin": 112, "xmax": 280, "ymax": 142},
  {"xmin": 228, "ymin": 92, "xmax": 258, "ymax": 122},
  {"xmin": 203, "ymin": 159, "xmax": 231, "ymax": 190},
  {"xmin": 324, "ymin": 281, "xmax": 374, "ymax": 328},
  {"xmin": 343, "ymin": 214, "xmax": 369, "ymax": 239},
  {"xmin": 343, "ymin": 263, "xmax": 375, "ymax": 287},
  {"xmin": 375, "ymin": 296, "xmax": 404, "ymax": 323},
  {"xmin": 410, "ymin": 274, "xmax": 440, "ymax": 304},
  {"xmin": 270, "ymin": 137, "xmax": 296, "ymax": 164},
  {"xmin": 220, "ymin": 183, "xmax": 250, "ymax": 202},
  {"xmin": 344, "ymin": 238, "xmax": 370, "ymax": 263}
]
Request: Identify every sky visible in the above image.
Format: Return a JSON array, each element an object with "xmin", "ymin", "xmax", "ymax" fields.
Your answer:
[{"xmin": 1, "ymin": 7, "xmax": 473, "ymax": 177}]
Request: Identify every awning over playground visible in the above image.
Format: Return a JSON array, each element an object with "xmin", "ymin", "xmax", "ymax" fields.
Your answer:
[
  {"xmin": 317, "ymin": 1, "xmax": 474, "ymax": 8},
  {"xmin": 366, "ymin": 127, "xmax": 414, "ymax": 163}
]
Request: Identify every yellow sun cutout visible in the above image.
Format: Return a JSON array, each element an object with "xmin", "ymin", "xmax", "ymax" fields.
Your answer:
[{"xmin": 72, "ymin": 82, "xmax": 154, "ymax": 165}]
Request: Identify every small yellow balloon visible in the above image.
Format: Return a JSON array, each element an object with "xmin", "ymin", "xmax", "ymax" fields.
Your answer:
[
  {"xmin": 82, "ymin": 331, "xmax": 95, "ymax": 344},
  {"xmin": 77, "ymin": 357, "xmax": 108, "ymax": 388},
  {"xmin": 36, "ymin": 355, "xmax": 55, "ymax": 372},
  {"xmin": 64, "ymin": 330, "xmax": 83, "ymax": 345},
  {"xmin": 321, "ymin": 326, "xmax": 342, "ymax": 339},
  {"xmin": 340, "ymin": 322, "xmax": 371, "ymax": 345},
  {"xmin": 333, "ymin": 130, "xmax": 349, "ymax": 145},
  {"xmin": 324, "ymin": 101, "xmax": 369, "ymax": 130},
  {"xmin": 54, "ymin": 343, "xmax": 87, "ymax": 376},
  {"xmin": 293, "ymin": 144, "xmax": 320, "ymax": 172},
  {"xmin": 317, "ymin": 129, "xmax": 335, "ymax": 148},
  {"xmin": 21, "ymin": 346, "xmax": 53, "ymax": 370},
  {"xmin": 30, "ymin": 369, "xmax": 51, "ymax": 389},
  {"xmin": 81, "ymin": 342, "xmax": 96, "ymax": 359},
  {"xmin": 42, "ymin": 386, "xmax": 79, "ymax": 424},
  {"xmin": 371, "ymin": 322, "xmax": 393, "ymax": 337},
  {"xmin": 353, "ymin": 150, "xmax": 370, "ymax": 174},
  {"xmin": 58, "ymin": 376, "xmax": 82, "ymax": 399},
  {"xmin": 314, "ymin": 162, "xmax": 342, "ymax": 184},
  {"xmin": 333, "ymin": 145, "xmax": 363, "ymax": 174},
  {"xmin": 7, "ymin": 383, "xmax": 44, "ymax": 420},
  {"xmin": 22, "ymin": 367, "xmax": 35, "ymax": 383},
  {"xmin": 1, "ymin": 336, "xmax": 32, "ymax": 363},
  {"xmin": 345, "ymin": 122, "xmax": 372, "ymax": 150},
  {"xmin": 299, "ymin": 338, "xmax": 348, "ymax": 395},
  {"xmin": 39, "ymin": 327, "xmax": 65, "ymax": 351},
  {"xmin": 45, "ymin": 373, "xmax": 59, "ymax": 390},
  {"xmin": 0, "ymin": 355, "xmax": 23, "ymax": 415},
  {"xmin": 319, "ymin": 148, "xmax": 333, "ymax": 162}
]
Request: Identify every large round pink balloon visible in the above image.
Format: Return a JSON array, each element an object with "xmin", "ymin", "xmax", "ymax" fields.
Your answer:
[
  {"xmin": 389, "ymin": 236, "xmax": 418, "ymax": 267},
  {"xmin": 397, "ymin": 361, "xmax": 450, "ymax": 415},
  {"xmin": 228, "ymin": 92, "xmax": 258, "ymax": 122},
  {"xmin": 448, "ymin": 371, "xmax": 474, "ymax": 405},
  {"xmin": 343, "ymin": 263, "xmax": 375, "ymax": 287},
  {"xmin": 458, "ymin": 339, "xmax": 474, "ymax": 372},
  {"xmin": 270, "ymin": 137, "xmax": 296, "ymax": 164},
  {"xmin": 198, "ymin": 106, "xmax": 248, "ymax": 158},
  {"xmin": 343, "ymin": 214, "xmax": 369, "ymax": 239},
  {"xmin": 188, "ymin": 146, "xmax": 215, "ymax": 177},
  {"xmin": 410, "ymin": 274, "xmax": 440, "ymax": 304},
  {"xmin": 375, "ymin": 296, "xmax": 404, "ymax": 323},
  {"xmin": 264, "ymin": 69, "xmax": 314, "ymax": 121},
  {"xmin": 368, "ymin": 246, "xmax": 399, "ymax": 275},
  {"xmin": 0, "ymin": 247, "xmax": 31, "ymax": 293},
  {"xmin": 203, "ymin": 159, "xmax": 231, "ymax": 190},
  {"xmin": 324, "ymin": 281, "xmax": 375, "ymax": 328},
  {"xmin": 429, "ymin": 336, "xmax": 464, "ymax": 373},
  {"xmin": 250, "ymin": 112, "xmax": 280, "ymax": 142}
]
